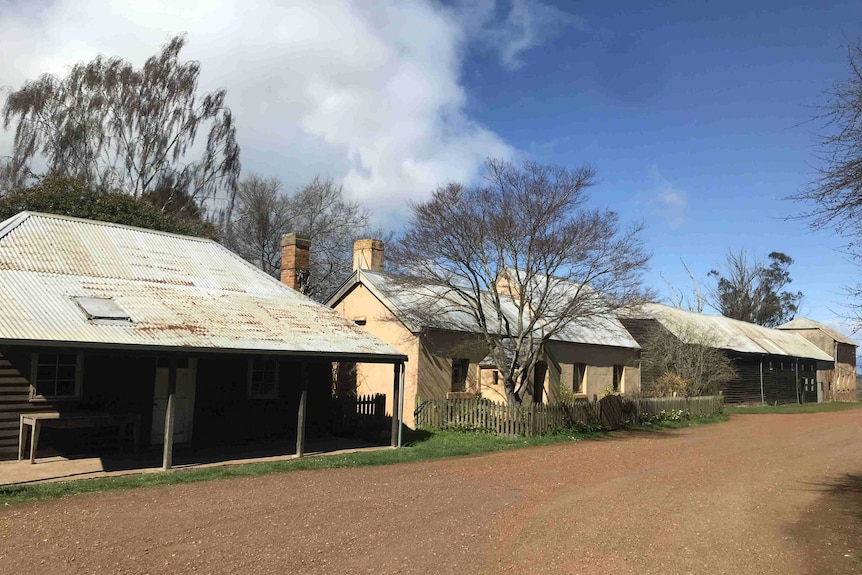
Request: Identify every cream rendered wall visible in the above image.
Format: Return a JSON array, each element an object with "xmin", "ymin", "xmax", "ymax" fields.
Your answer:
[
  {"xmin": 417, "ymin": 330, "xmax": 490, "ymax": 402},
  {"xmin": 545, "ymin": 341, "xmax": 640, "ymax": 399},
  {"xmin": 332, "ymin": 284, "xmax": 420, "ymax": 424}
]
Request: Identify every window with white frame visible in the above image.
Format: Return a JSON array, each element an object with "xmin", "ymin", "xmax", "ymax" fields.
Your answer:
[
  {"xmin": 612, "ymin": 365, "xmax": 624, "ymax": 393},
  {"xmin": 248, "ymin": 359, "xmax": 279, "ymax": 399},
  {"xmin": 31, "ymin": 352, "xmax": 81, "ymax": 399},
  {"xmin": 573, "ymin": 363, "xmax": 586, "ymax": 394}
]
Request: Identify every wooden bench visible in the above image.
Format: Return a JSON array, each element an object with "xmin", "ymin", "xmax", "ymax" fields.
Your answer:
[{"xmin": 18, "ymin": 412, "xmax": 140, "ymax": 464}]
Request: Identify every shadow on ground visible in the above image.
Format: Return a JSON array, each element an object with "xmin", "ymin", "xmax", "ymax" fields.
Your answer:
[{"xmin": 785, "ymin": 472, "xmax": 862, "ymax": 573}]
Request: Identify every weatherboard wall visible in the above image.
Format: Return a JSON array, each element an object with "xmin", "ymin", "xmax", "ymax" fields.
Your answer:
[{"xmin": 0, "ymin": 347, "xmax": 335, "ymax": 461}]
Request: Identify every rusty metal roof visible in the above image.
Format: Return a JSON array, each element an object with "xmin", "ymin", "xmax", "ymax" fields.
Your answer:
[
  {"xmin": 635, "ymin": 303, "xmax": 833, "ymax": 361},
  {"xmin": 778, "ymin": 317, "xmax": 858, "ymax": 347},
  {"xmin": 0, "ymin": 212, "xmax": 406, "ymax": 361},
  {"xmin": 328, "ymin": 269, "xmax": 640, "ymax": 350}
]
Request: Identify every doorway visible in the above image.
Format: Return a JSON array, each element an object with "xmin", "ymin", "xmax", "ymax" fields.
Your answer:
[{"xmin": 151, "ymin": 358, "xmax": 197, "ymax": 445}]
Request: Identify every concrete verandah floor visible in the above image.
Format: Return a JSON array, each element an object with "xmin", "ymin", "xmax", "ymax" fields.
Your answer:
[{"xmin": 0, "ymin": 437, "xmax": 388, "ymax": 486}]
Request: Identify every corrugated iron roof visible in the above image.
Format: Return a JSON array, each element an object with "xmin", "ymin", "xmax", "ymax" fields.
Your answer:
[
  {"xmin": 778, "ymin": 317, "xmax": 858, "ymax": 347},
  {"xmin": 329, "ymin": 269, "xmax": 640, "ymax": 350},
  {"xmin": 0, "ymin": 212, "xmax": 406, "ymax": 361},
  {"xmin": 635, "ymin": 303, "xmax": 833, "ymax": 361}
]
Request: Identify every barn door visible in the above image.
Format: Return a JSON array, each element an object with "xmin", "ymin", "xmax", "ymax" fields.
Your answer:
[{"xmin": 151, "ymin": 359, "xmax": 197, "ymax": 445}]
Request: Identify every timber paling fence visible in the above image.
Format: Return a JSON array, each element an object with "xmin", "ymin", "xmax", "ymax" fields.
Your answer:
[
  {"xmin": 631, "ymin": 395, "xmax": 725, "ymax": 420},
  {"xmin": 415, "ymin": 395, "xmax": 724, "ymax": 437},
  {"xmin": 331, "ymin": 394, "xmax": 387, "ymax": 433}
]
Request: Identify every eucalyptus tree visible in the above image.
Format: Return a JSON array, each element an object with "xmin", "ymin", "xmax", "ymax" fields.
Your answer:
[{"xmin": 708, "ymin": 249, "xmax": 802, "ymax": 328}]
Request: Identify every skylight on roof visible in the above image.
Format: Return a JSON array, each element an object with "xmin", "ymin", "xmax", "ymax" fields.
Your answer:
[{"xmin": 74, "ymin": 297, "xmax": 132, "ymax": 323}]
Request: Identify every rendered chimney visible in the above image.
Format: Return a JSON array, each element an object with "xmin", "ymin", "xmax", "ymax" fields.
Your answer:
[
  {"xmin": 353, "ymin": 239, "xmax": 384, "ymax": 272},
  {"xmin": 281, "ymin": 233, "xmax": 311, "ymax": 293}
]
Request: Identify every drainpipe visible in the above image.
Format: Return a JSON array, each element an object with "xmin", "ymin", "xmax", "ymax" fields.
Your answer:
[{"xmin": 759, "ymin": 355, "xmax": 765, "ymax": 406}]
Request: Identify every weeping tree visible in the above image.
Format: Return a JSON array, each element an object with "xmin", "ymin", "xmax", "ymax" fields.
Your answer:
[
  {"xmin": 224, "ymin": 174, "xmax": 372, "ymax": 301},
  {"xmin": 1, "ymin": 34, "xmax": 240, "ymax": 215},
  {"xmin": 390, "ymin": 159, "xmax": 651, "ymax": 403}
]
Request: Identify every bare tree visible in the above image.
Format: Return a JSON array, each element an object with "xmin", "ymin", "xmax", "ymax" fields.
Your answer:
[
  {"xmin": 641, "ymin": 323, "xmax": 737, "ymax": 397},
  {"xmin": 390, "ymin": 159, "xmax": 651, "ymax": 403},
  {"xmin": 1, "ymin": 35, "xmax": 240, "ymax": 211},
  {"xmin": 223, "ymin": 175, "xmax": 291, "ymax": 275},
  {"xmin": 790, "ymin": 39, "xmax": 862, "ymax": 325},
  {"xmin": 707, "ymin": 249, "xmax": 802, "ymax": 327},
  {"xmin": 291, "ymin": 176, "xmax": 373, "ymax": 301},
  {"xmin": 662, "ymin": 259, "xmax": 706, "ymax": 312},
  {"xmin": 224, "ymin": 174, "xmax": 372, "ymax": 301}
]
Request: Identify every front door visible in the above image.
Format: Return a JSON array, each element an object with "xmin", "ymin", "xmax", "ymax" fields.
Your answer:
[{"xmin": 151, "ymin": 359, "xmax": 197, "ymax": 445}]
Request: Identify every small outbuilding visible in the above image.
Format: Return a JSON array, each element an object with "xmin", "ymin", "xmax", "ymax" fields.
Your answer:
[
  {"xmin": 0, "ymin": 212, "xmax": 406, "ymax": 467},
  {"xmin": 777, "ymin": 318, "xmax": 858, "ymax": 402}
]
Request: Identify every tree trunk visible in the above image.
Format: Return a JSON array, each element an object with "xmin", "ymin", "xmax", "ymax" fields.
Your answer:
[{"xmin": 505, "ymin": 379, "xmax": 522, "ymax": 404}]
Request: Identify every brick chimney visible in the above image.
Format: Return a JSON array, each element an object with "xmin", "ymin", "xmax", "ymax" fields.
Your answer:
[
  {"xmin": 281, "ymin": 233, "xmax": 311, "ymax": 292},
  {"xmin": 353, "ymin": 239, "xmax": 384, "ymax": 272}
]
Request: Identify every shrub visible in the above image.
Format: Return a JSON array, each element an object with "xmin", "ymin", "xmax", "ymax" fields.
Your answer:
[{"xmin": 652, "ymin": 372, "xmax": 688, "ymax": 397}]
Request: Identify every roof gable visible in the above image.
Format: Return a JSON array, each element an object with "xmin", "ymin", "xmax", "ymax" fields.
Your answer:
[{"xmin": 778, "ymin": 317, "xmax": 857, "ymax": 347}]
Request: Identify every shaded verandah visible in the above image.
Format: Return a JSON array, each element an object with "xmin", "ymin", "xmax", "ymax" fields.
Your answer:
[{"xmin": 5, "ymin": 344, "xmax": 407, "ymax": 475}]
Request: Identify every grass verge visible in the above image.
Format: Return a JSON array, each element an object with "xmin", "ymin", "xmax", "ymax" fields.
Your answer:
[
  {"xmin": 725, "ymin": 402, "xmax": 862, "ymax": 415},
  {"xmin": 0, "ymin": 415, "xmax": 723, "ymax": 507}
]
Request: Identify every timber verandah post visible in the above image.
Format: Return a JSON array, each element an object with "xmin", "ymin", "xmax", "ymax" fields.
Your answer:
[
  {"xmin": 162, "ymin": 356, "xmax": 178, "ymax": 471},
  {"xmin": 391, "ymin": 361, "xmax": 404, "ymax": 448},
  {"xmin": 296, "ymin": 362, "xmax": 309, "ymax": 458}
]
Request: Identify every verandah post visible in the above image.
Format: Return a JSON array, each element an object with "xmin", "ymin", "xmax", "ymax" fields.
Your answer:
[
  {"xmin": 162, "ymin": 356, "xmax": 178, "ymax": 471},
  {"xmin": 391, "ymin": 362, "xmax": 401, "ymax": 447},
  {"xmin": 296, "ymin": 361, "xmax": 308, "ymax": 457}
]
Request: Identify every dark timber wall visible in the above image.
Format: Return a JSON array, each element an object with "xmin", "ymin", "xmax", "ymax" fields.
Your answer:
[
  {"xmin": 0, "ymin": 348, "xmax": 157, "ymax": 460},
  {"xmin": 0, "ymin": 346, "xmax": 335, "ymax": 461},
  {"xmin": 194, "ymin": 358, "xmax": 332, "ymax": 446},
  {"xmin": 620, "ymin": 319, "xmax": 822, "ymax": 405}
]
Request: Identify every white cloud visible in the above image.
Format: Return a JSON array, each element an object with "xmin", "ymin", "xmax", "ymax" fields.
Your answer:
[
  {"xmin": 647, "ymin": 166, "xmax": 688, "ymax": 230},
  {"xmin": 459, "ymin": 0, "xmax": 588, "ymax": 70},
  {"xmin": 0, "ymin": 0, "xmax": 539, "ymax": 219}
]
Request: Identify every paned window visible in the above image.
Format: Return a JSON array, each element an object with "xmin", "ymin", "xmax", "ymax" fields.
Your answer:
[
  {"xmin": 612, "ymin": 365, "xmax": 624, "ymax": 393},
  {"xmin": 31, "ymin": 353, "xmax": 81, "ymax": 399},
  {"xmin": 248, "ymin": 359, "xmax": 279, "ymax": 399},
  {"xmin": 451, "ymin": 359, "xmax": 469, "ymax": 392},
  {"xmin": 573, "ymin": 363, "xmax": 586, "ymax": 394}
]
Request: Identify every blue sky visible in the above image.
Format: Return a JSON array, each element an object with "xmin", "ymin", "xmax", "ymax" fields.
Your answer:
[
  {"xmin": 459, "ymin": 0, "xmax": 862, "ymax": 333},
  {"xmin": 0, "ymin": 0, "xmax": 860, "ymax": 337}
]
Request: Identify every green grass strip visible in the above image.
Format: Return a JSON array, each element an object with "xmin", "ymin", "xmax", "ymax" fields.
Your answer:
[
  {"xmin": 0, "ymin": 416, "xmax": 724, "ymax": 507},
  {"xmin": 725, "ymin": 401, "xmax": 862, "ymax": 415}
]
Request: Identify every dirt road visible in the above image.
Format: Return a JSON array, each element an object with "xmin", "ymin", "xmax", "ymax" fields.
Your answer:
[{"xmin": 2, "ymin": 412, "xmax": 862, "ymax": 574}]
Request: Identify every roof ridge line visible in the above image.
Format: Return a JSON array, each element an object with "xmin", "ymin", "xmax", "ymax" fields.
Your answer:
[{"xmin": 0, "ymin": 211, "xmax": 217, "ymax": 244}]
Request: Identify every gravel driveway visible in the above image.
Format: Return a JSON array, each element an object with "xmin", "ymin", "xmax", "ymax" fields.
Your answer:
[{"xmin": 2, "ymin": 411, "xmax": 862, "ymax": 574}]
